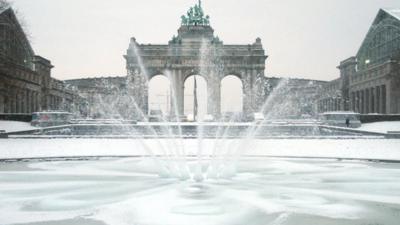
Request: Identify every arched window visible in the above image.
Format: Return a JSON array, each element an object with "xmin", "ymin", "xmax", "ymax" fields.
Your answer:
[
  {"xmin": 221, "ymin": 75, "xmax": 243, "ymax": 114},
  {"xmin": 148, "ymin": 75, "xmax": 171, "ymax": 116}
]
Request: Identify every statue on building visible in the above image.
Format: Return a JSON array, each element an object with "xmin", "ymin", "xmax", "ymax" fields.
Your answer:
[{"xmin": 181, "ymin": 0, "xmax": 210, "ymax": 26}]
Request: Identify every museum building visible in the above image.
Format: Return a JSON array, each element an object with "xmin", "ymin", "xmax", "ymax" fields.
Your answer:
[
  {"xmin": 0, "ymin": 6, "xmax": 81, "ymax": 114},
  {"xmin": 318, "ymin": 9, "xmax": 400, "ymax": 114}
]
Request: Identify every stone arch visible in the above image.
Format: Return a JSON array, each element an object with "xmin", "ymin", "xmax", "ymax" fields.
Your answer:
[
  {"xmin": 148, "ymin": 74, "xmax": 171, "ymax": 116},
  {"xmin": 147, "ymin": 69, "xmax": 166, "ymax": 81},
  {"xmin": 184, "ymin": 74, "xmax": 208, "ymax": 121},
  {"xmin": 183, "ymin": 72, "xmax": 209, "ymax": 85},
  {"xmin": 221, "ymin": 75, "xmax": 244, "ymax": 114},
  {"xmin": 222, "ymin": 72, "xmax": 243, "ymax": 81}
]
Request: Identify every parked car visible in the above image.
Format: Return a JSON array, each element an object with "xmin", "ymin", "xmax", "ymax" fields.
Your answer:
[
  {"xmin": 203, "ymin": 114, "xmax": 215, "ymax": 122},
  {"xmin": 31, "ymin": 111, "xmax": 73, "ymax": 127},
  {"xmin": 222, "ymin": 112, "xmax": 243, "ymax": 122},
  {"xmin": 254, "ymin": 113, "xmax": 265, "ymax": 123},
  {"xmin": 148, "ymin": 110, "xmax": 164, "ymax": 122}
]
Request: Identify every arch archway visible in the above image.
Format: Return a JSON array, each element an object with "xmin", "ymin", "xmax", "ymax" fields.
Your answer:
[
  {"xmin": 148, "ymin": 75, "xmax": 171, "ymax": 116},
  {"xmin": 221, "ymin": 75, "xmax": 243, "ymax": 116},
  {"xmin": 184, "ymin": 75, "xmax": 207, "ymax": 121}
]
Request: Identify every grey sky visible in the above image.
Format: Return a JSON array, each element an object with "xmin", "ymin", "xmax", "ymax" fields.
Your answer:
[{"xmin": 11, "ymin": 0, "xmax": 400, "ymax": 81}]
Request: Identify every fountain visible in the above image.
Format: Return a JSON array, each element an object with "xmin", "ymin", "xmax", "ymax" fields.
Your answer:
[
  {"xmin": 1, "ymin": 37, "xmax": 396, "ymax": 225},
  {"xmin": 1, "ymin": 1, "xmax": 399, "ymax": 225}
]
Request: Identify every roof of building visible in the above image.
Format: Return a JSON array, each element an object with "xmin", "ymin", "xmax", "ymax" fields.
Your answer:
[
  {"xmin": 355, "ymin": 8, "xmax": 400, "ymax": 63},
  {"xmin": 383, "ymin": 8, "xmax": 400, "ymax": 21},
  {"xmin": 0, "ymin": 5, "xmax": 10, "ymax": 14},
  {"xmin": 0, "ymin": 6, "xmax": 35, "ymax": 58},
  {"xmin": 65, "ymin": 76, "xmax": 127, "ymax": 89}
]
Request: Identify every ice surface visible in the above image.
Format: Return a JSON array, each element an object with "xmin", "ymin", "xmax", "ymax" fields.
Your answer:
[
  {"xmin": 0, "ymin": 121, "xmax": 36, "ymax": 132},
  {"xmin": 0, "ymin": 158, "xmax": 400, "ymax": 225},
  {"xmin": 356, "ymin": 121, "xmax": 400, "ymax": 133}
]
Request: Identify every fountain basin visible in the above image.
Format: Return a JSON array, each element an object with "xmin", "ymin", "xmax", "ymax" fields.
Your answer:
[{"xmin": 0, "ymin": 156, "xmax": 400, "ymax": 225}]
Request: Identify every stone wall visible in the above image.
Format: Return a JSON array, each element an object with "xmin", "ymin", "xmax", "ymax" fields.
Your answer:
[{"xmin": 65, "ymin": 77, "xmax": 130, "ymax": 119}]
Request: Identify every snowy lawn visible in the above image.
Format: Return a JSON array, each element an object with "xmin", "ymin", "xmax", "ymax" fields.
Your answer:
[
  {"xmin": 0, "ymin": 121, "xmax": 36, "ymax": 133},
  {"xmin": 357, "ymin": 121, "xmax": 400, "ymax": 133},
  {"xmin": 0, "ymin": 138, "xmax": 400, "ymax": 161}
]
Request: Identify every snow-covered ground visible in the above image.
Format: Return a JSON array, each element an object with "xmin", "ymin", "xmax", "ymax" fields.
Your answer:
[
  {"xmin": 0, "ymin": 138, "xmax": 400, "ymax": 161},
  {"xmin": 0, "ymin": 121, "xmax": 36, "ymax": 133},
  {"xmin": 357, "ymin": 121, "xmax": 400, "ymax": 133}
]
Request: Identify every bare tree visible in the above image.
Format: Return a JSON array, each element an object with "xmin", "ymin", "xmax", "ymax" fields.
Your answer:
[{"xmin": 0, "ymin": 0, "xmax": 10, "ymax": 10}]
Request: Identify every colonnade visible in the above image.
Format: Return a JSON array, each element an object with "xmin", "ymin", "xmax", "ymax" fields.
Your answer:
[{"xmin": 351, "ymin": 85, "xmax": 387, "ymax": 114}]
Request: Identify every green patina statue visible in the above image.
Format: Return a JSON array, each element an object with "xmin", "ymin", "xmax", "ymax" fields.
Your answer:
[{"xmin": 181, "ymin": 0, "xmax": 210, "ymax": 26}]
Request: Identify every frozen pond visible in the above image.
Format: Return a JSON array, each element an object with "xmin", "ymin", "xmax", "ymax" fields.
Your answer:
[
  {"xmin": 0, "ymin": 157, "xmax": 400, "ymax": 225},
  {"xmin": 1, "ymin": 138, "xmax": 400, "ymax": 225}
]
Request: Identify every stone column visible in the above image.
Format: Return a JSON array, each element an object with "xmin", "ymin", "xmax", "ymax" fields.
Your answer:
[
  {"xmin": 326, "ymin": 98, "xmax": 331, "ymax": 112},
  {"xmin": 16, "ymin": 91, "xmax": 21, "ymax": 113},
  {"xmin": 376, "ymin": 86, "xmax": 381, "ymax": 114},
  {"xmin": 371, "ymin": 87, "xmax": 375, "ymax": 113},
  {"xmin": 4, "ymin": 88, "xmax": 10, "ymax": 113},
  {"xmin": 381, "ymin": 85, "xmax": 387, "ymax": 114},
  {"xmin": 32, "ymin": 91, "xmax": 36, "ymax": 112},
  {"xmin": 253, "ymin": 70, "xmax": 266, "ymax": 112},
  {"xmin": 34, "ymin": 92, "xmax": 39, "ymax": 112},
  {"xmin": 207, "ymin": 75, "xmax": 221, "ymax": 118},
  {"xmin": 31, "ymin": 92, "xmax": 36, "ymax": 112},
  {"xmin": 169, "ymin": 69, "xmax": 185, "ymax": 118},
  {"xmin": 0, "ymin": 95, "xmax": 4, "ymax": 113},
  {"xmin": 25, "ymin": 90, "xmax": 30, "ymax": 113},
  {"xmin": 327, "ymin": 99, "xmax": 331, "ymax": 111},
  {"xmin": 332, "ymin": 99, "xmax": 335, "ymax": 111},
  {"xmin": 335, "ymin": 99, "xmax": 338, "ymax": 111},
  {"xmin": 128, "ymin": 68, "xmax": 149, "ymax": 119},
  {"xmin": 360, "ymin": 90, "xmax": 364, "ymax": 114},
  {"xmin": 12, "ymin": 90, "xmax": 17, "ymax": 113},
  {"xmin": 242, "ymin": 70, "xmax": 253, "ymax": 115},
  {"xmin": 365, "ymin": 89, "xmax": 369, "ymax": 114}
]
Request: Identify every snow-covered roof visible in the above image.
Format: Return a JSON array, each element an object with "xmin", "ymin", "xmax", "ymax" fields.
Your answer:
[
  {"xmin": 0, "ymin": 6, "xmax": 35, "ymax": 58},
  {"xmin": 0, "ymin": 5, "xmax": 10, "ymax": 15},
  {"xmin": 322, "ymin": 111, "xmax": 360, "ymax": 115},
  {"xmin": 383, "ymin": 8, "xmax": 400, "ymax": 21},
  {"xmin": 33, "ymin": 111, "xmax": 73, "ymax": 114}
]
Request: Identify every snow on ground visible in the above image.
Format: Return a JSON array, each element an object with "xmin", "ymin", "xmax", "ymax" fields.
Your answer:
[
  {"xmin": 0, "ymin": 138, "xmax": 400, "ymax": 161},
  {"xmin": 357, "ymin": 121, "xmax": 400, "ymax": 133},
  {"xmin": 0, "ymin": 121, "xmax": 36, "ymax": 133}
]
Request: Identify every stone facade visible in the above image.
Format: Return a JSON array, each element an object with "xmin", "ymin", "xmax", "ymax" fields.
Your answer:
[
  {"xmin": 66, "ymin": 2, "xmax": 326, "ymax": 120},
  {"xmin": 125, "ymin": 2, "xmax": 267, "ymax": 119},
  {"xmin": 264, "ymin": 77, "xmax": 326, "ymax": 119},
  {"xmin": 66, "ymin": 75, "xmax": 326, "ymax": 120},
  {"xmin": 0, "ymin": 7, "xmax": 81, "ymax": 114},
  {"xmin": 65, "ymin": 77, "xmax": 129, "ymax": 118},
  {"xmin": 318, "ymin": 9, "xmax": 400, "ymax": 114}
]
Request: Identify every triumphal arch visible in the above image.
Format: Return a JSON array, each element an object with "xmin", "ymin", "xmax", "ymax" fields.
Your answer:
[{"xmin": 125, "ymin": 1, "xmax": 267, "ymax": 118}]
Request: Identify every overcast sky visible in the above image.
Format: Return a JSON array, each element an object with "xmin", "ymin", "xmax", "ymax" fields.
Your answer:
[{"xmin": 11, "ymin": 0, "xmax": 400, "ymax": 81}]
